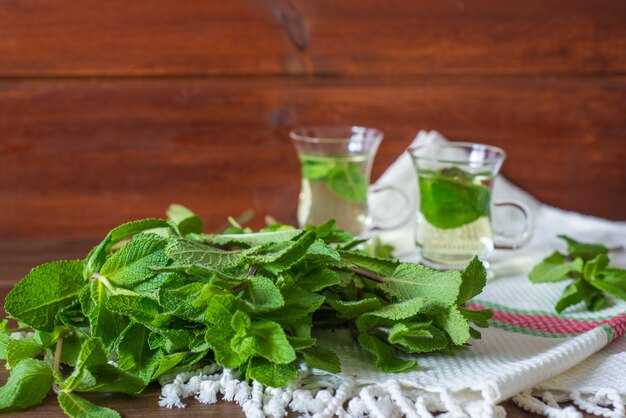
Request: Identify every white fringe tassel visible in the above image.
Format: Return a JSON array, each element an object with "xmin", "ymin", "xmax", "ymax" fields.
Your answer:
[
  {"xmin": 157, "ymin": 363, "xmax": 510, "ymax": 418},
  {"xmin": 159, "ymin": 365, "xmax": 625, "ymax": 418},
  {"xmin": 513, "ymin": 389, "xmax": 626, "ymax": 418}
]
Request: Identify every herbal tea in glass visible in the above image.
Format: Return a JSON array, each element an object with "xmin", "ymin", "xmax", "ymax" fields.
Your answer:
[
  {"xmin": 410, "ymin": 142, "xmax": 532, "ymax": 268},
  {"xmin": 297, "ymin": 153, "xmax": 370, "ymax": 234},
  {"xmin": 291, "ymin": 126, "xmax": 410, "ymax": 236}
]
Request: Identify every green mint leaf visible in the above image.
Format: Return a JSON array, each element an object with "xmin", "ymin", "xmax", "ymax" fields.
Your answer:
[
  {"xmin": 261, "ymin": 285, "xmax": 325, "ymax": 323},
  {"xmin": 150, "ymin": 264, "xmax": 217, "ymax": 282},
  {"xmin": 148, "ymin": 329, "xmax": 191, "ymax": 353},
  {"xmin": 286, "ymin": 336, "xmax": 316, "ymax": 350},
  {"xmin": 84, "ymin": 218, "xmax": 171, "ymax": 278},
  {"xmin": 327, "ymin": 163, "xmax": 368, "ymax": 204},
  {"xmin": 357, "ymin": 334, "xmax": 416, "ymax": 373},
  {"xmin": 554, "ymin": 279, "xmax": 588, "ymax": 313},
  {"xmin": 79, "ymin": 280, "xmax": 129, "ymax": 350},
  {"xmin": 303, "ymin": 239, "xmax": 341, "ymax": 265},
  {"xmin": 63, "ymin": 338, "xmax": 146, "ymax": 394},
  {"xmin": 388, "ymin": 322, "xmax": 449, "ymax": 353},
  {"xmin": 0, "ymin": 358, "xmax": 52, "ymax": 411},
  {"xmin": 589, "ymin": 268, "xmax": 626, "ymax": 301},
  {"xmin": 61, "ymin": 337, "xmax": 108, "ymax": 391},
  {"xmin": 204, "ymin": 295, "xmax": 249, "ymax": 369},
  {"xmin": 528, "ymin": 252, "xmax": 583, "ymax": 283},
  {"xmin": 364, "ymin": 237, "xmax": 395, "ymax": 259},
  {"xmin": 201, "ymin": 229, "xmax": 302, "ymax": 248},
  {"xmin": 56, "ymin": 300, "xmax": 89, "ymax": 329},
  {"xmin": 5, "ymin": 260, "xmax": 85, "ymax": 331},
  {"xmin": 558, "ymin": 235, "xmax": 609, "ymax": 261},
  {"xmin": 231, "ymin": 311, "xmax": 296, "ymax": 364},
  {"xmin": 583, "ymin": 254, "xmax": 610, "ymax": 281},
  {"xmin": 246, "ymin": 231, "xmax": 316, "ymax": 273},
  {"xmin": 338, "ymin": 250, "xmax": 399, "ymax": 277},
  {"xmin": 458, "ymin": 306, "xmax": 493, "ymax": 328},
  {"xmin": 58, "ymin": 391, "xmax": 121, "ymax": 418},
  {"xmin": 586, "ymin": 290, "xmax": 608, "ymax": 311},
  {"xmin": 5, "ymin": 337, "xmax": 43, "ymax": 369},
  {"xmin": 306, "ymin": 219, "xmax": 353, "ymax": 244},
  {"xmin": 382, "ymin": 263, "xmax": 461, "ymax": 308},
  {"xmin": 0, "ymin": 333, "xmax": 8, "ymax": 360},
  {"xmin": 260, "ymin": 223, "xmax": 297, "ymax": 232},
  {"xmin": 327, "ymin": 297, "xmax": 383, "ymax": 319},
  {"xmin": 300, "ymin": 156, "xmax": 333, "ymax": 180},
  {"xmin": 100, "ymin": 234, "xmax": 168, "ymax": 287},
  {"xmin": 60, "ymin": 331, "xmax": 85, "ymax": 367},
  {"xmin": 165, "ymin": 238, "xmax": 247, "ymax": 272},
  {"xmin": 158, "ymin": 278, "xmax": 228, "ymax": 323},
  {"xmin": 247, "ymin": 357, "xmax": 298, "ymax": 388},
  {"xmin": 301, "ymin": 345, "xmax": 341, "ymax": 373},
  {"xmin": 434, "ymin": 305, "xmax": 470, "ymax": 345},
  {"xmin": 167, "ymin": 204, "xmax": 204, "ymax": 236},
  {"xmin": 118, "ymin": 323, "xmax": 164, "ymax": 383},
  {"xmin": 457, "ymin": 256, "xmax": 487, "ymax": 304},
  {"xmin": 356, "ymin": 297, "xmax": 427, "ymax": 331},
  {"xmin": 126, "ymin": 271, "xmax": 172, "ymax": 298},
  {"xmin": 106, "ymin": 292, "xmax": 160, "ymax": 324},
  {"xmin": 297, "ymin": 268, "xmax": 341, "ymax": 292},
  {"xmin": 418, "ymin": 168, "xmax": 491, "ymax": 229},
  {"xmin": 151, "ymin": 352, "xmax": 188, "ymax": 380},
  {"xmin": 242, "ymin": 276, "xmax": 285, "ymax": 313}
]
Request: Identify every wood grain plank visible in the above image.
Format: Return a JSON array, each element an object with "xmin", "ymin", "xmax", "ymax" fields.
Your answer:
[
  {"xmin": 0, "ymin": 0, "xmax": 625, "ymax": 77},
  {"xmin": 0, "ymin": 77, "xmax": 624, "ymax": 239}
]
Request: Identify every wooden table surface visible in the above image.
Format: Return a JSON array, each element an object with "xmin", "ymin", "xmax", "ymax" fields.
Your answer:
[{"xmin": 0, "ymin": 237, "xmax": 589, "ymax": 418}]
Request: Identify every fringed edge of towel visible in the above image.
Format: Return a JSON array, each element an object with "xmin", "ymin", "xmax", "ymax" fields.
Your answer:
[
  {"xmin": 157, "ymin": 363, "xmax": 507, "ymax": 418},
  {"xmin": 513, "ymin": 388, "xmax": 626, "ymax": 418}
]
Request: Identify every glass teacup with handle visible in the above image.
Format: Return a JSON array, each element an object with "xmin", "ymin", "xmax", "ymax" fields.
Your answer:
[
  {"xmin": 291, "ymin": 126, "xmax": 412, "ymax": 236},
  {"xmin": 409, "ymin": 142, "xmax": 533, "ymax": 268}
]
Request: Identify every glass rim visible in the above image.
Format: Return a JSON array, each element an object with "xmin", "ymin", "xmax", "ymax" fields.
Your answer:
[
  {"xmin": 408, "ymin": 141, "xmax": 506, "ymax": 165},
  {"xmin": 289, "ymin": 125, "xmax": 384, "ymax": 144}
]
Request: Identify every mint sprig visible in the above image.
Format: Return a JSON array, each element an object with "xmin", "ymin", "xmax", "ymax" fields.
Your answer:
[
  {"xmin": 529, "ymin": 235, "xmax": 625, "ymax": 312},
  {"xmin": 1, "ymin": 204, "xmax": 490, "ymax": 416}
]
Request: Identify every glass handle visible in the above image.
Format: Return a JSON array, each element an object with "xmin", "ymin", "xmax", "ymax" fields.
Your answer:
[
  {"xmin": 492, "ymin": 200, "xmax": 534, "ymax": 250},
  {"xmin": 367, "ymin": 184, "xmax": 415, "ymax": 231}
]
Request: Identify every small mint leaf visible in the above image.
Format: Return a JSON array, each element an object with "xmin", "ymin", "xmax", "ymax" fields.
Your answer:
[
  {"xmin": 589, "ymin": 268, "xmax": 626, "ymax": 301},
  {"xmin": 555, "ymin": 279, "xmax": 589, "ymax": 313},
  {"xmin": 5, "ymin": 260, "xmax": 85, "ymax": 331},
  {"xmin": 5, "ymin": 337, "xmax": 43, "ymax": 369},
  {"xmin": 388, "ymin": 323, "xmax": 448, "ymax": 353},
  {"xmin": 457, "ymin": 256, "xmax": 487, "ymax": 304},
  {"xmin": 247, "ymin": 357, "xmax": 298, "ymax": 388},
  {"xmin": 58, "ymin": 391, "xmax": 121, "ymax": 418},
  {"xmin": 242, "ymin": 276, "xmax": 285, "ymax": 313},
  {"xmin": 0, "ymin": 359, "xmax": 52, "ymax": 411},
  {"xmin": 528, "ymin": 252, "xmax": 583, "ymax": 283},
  {"xmin": 382, "ymin": 263, "xmax": 461, "ymax": 308},
  {"xmin": 558, "ymin": 235, "xmax": 609, "ymax": 261},
  {"xmin": 302, "ymin": 345, "xmax": 341, "ymax": 373},
  {"xmin": 357, "ymin": 334, "xmax": 416, "ymax": 373},
  {"xmin": 100, "ymin": 234, "xmax": 168, "ymax": 287},
  {"xmin": 167, "ymin": 204, "xmax": 204, "ymax": 236}
]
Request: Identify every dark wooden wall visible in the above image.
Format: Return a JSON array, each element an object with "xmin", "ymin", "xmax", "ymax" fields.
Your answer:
[{"xmin": 1, "ymin": 0, "xmax": 625, "ymax": 239}]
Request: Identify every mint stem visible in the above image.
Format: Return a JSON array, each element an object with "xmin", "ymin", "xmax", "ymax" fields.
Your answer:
[
  {"xmin": 52, "ymin": 330, "xmax": 65, "ymax": 394},
  {"xmin": 351, "ymin": 268, "xmax": 385, "ymax": 283},
  {"xmin": 90, "ymin": 273, "xmax": 118, "ymax": 295}
]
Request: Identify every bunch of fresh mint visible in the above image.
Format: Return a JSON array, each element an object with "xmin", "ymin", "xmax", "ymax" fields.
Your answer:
[
  {"xmin": 0, "ymin": 204, "xmax": 490, "ymax": 417},
  {"xmin": 529, "ymin": 235, "xmax": 626, "ymax": 312}
]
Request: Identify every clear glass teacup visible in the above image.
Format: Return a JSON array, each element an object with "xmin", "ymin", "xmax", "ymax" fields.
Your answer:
[
  {"xmin": 409, "ymin": 142, "xmax": 533, "ymax": 268},
  {"xmin": 291, "ymin": 126, "xmax": 411, "ymax": 236}
]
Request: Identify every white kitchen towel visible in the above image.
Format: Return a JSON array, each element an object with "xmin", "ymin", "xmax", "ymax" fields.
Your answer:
[{"xmin": 160, "ymin": 131, "xmax": 626, "ymax": 418}]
